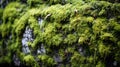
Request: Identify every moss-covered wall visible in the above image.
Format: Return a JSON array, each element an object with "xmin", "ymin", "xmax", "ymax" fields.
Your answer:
[{"xmin": 0, "ymin": 0, "xmax": 120, "ymax": 67}]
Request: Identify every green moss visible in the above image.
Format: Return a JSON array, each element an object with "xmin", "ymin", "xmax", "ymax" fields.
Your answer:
[
  {"xmin": 114, "ymin": 24, "xmax": 120, "ymax": 32},
  {"xmin": 100, "ymin": 33, "xmax": 113, "ymax": 40},
  {"xmin": 41, "ymin": 4, "xmax": 72, "ymax": 22},
  {"xmin": 78, "ymin": 34, "xmax": 88, "ymax": 45},
  {"xmin": 23, "ymin": 55, "xmax": 36, "ymax": 66},
  {"xmin": 71, "ymin": 52, "xmax": 87, "ymax": 67},
  {"xmin": 27, "ymin": 0, "xmax": 43, "ymax": 7},
  {"xmin": 14, "ymin": 13, "xmax": 28, "ymax": 36},
  {"xmin": 38, "ymin": 55, "xmax": 56, "ymax": 66},
  {"xmin": 64, "ymin": 34, "xmax": 77, "ymax": 45},
  {"xmin": 96, "ymin": 61, "xmax": 105, "ymax": 67},
  {"xmin": 0, "ymin": 8, "xmax": 3, "ymax": 20},
  {"xmin": 3, "ymin": 2, "xmax": 25, "ymax": 23},
  {"xmin": 0, "ymin": 56, "xmax": 11, "ymax": 64},
  {"xmin": 117, "ymin": 41, "xmax": 120, "ymax": 47},
  {"xmin": 1, "ymin": 23, "xmax": 12, "ymax": 38},
  {"xmin": 52, "ymin": 34, "xmax": 63, "ymax": 46},
  {"xmin": 98, "ymin": 42, "xmax": 111, "ymax": 57}
]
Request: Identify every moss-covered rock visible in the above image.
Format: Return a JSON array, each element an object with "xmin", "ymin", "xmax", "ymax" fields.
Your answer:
[{"xmin": 0, "ymin": 0, "xmax": 120, "ymax": 67}]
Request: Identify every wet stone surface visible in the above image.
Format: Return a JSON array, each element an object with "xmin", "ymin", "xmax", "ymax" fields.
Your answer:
[
  {"xmin": 13, "ymin": 55, "xmax": 20, "ymax": 66},
  {"xmin": 38, "ymin": 17, "xmax": 43, "ymax": 25},
  {"xmin": 22, "ymin": 26, "xmax": 33, "ymax": 54},
  {"xmin": 37, "ymin": 43, "xmax": 46, "ymax": 54}
]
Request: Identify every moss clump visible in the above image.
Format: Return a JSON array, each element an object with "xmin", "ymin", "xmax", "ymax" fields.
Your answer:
[
  {"xmin": 64, "ymin": 34, "xmax": 77, "ymax": 45},
  {"xmin": 38, "ymin": 55, "xmax": 56, "ymax": 66},
  {"xmin": 3, "ymin": 2, "xmax": 25, "ymax": 23},
  {"xmin": 41, "ymin": 4, "xmax": 72, "ymax": 22},
  {"xmin": 23, "ymin": 55, "xmax": 37, "ymax": 66}
]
